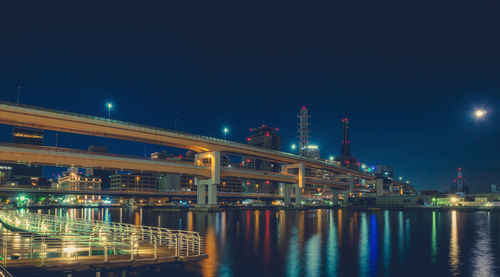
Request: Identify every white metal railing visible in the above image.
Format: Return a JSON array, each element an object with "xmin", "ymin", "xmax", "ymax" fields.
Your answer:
[{"xmin": 0, "ymin": 210, "xmax": 204, "ymax": 268}]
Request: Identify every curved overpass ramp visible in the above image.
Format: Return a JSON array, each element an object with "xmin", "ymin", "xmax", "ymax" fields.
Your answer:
[{"xmin": 0, "ymin": 102, "xmax": 373, "ymax": 180}]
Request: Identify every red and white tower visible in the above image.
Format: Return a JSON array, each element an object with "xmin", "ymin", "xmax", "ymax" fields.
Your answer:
[{"xmin": 457, "ymin": 168, "xmax": 464, "ymax": 192}]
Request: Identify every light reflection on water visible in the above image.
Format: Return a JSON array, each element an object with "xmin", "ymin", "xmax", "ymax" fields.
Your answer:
[
  {"xmin": 11, "ymin": 208, "xmax": 500, "ymax": 277},
  {"xmin": 359, "ymin": 213, "xmax": 369, "ymax": 277},
  {"xmin": 383, "ymin": 210, "xmax": 391, "ymax": 276},
  {"xmin": 432, "ymin": 211, "xmax": 437, "ymax": 263},
  {"xmin": 450, "ymin": 210, "xmax": 460, "ymax": 276},
  {"xmin": 326, "ymin": 210, "xmax": 338, "ymax": 277},
  {"xmin": 471, "ymin": 212, "xmax": 494, "ymax": 277}
]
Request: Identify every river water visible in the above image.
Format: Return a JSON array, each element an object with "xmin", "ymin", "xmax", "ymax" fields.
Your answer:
[{"xmin": 11, "ymin": 208, "xmax": 500, "ymax": 276}]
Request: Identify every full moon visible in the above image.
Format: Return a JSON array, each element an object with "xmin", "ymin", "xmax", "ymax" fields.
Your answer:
[{"xmin": 474, "ymin": 109, "xmax": 487, "ymax": 118}]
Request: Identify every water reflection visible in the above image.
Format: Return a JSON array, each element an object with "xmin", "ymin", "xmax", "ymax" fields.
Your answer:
[
  {"xmin": 369, "ymin": 214, "xmax": 379, "ymax": 276},
  {"xmin": 431, "ymin": 211, "xmax": 437, "ymax": 263},
  {"xmin": 13, "ymin": 208, "xmax": 500, "ymax": 277},
  {"xmin": 449, "ymin": 211, "xmax": 459, "ymax": 276},
  {"xmin": 383, "ymin": 210, "xmax": 391, "ymax": 276},
  {"xmin": 305, "ymin": 233, "xmax": 321, "ymax": 277},
  {"xmin": 359, "ymin": 212, "xmax": 368, "ymax": 276},
  {"xmin": 201, "ymin": 226, "xmax": 218, "ymax": 277},
  {"xmin": 398, "ymin": 211, "xmax": 404, "ymax": 259},
  {"xmin": 286, "ymin": 227, "xmax": 300, "ymax": 277},
  {"xmin": 326, "ymin": 211, "xmax": 339, "ymax": 276},
  {"xmin": 471, "ymin": 212, "xmax": 494, "ymax": 277}
]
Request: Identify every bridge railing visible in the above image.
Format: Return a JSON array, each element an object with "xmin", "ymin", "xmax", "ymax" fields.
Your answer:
[
  {"xmin": 0, "ymin": 210, "xmax": 204, "ymax": 268},
  {"xmin": 222, "ymin": 165, "xmax": 294, "ymax": 177}
]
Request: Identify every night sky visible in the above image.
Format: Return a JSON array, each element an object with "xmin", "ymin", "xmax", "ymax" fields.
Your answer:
[{"xmin": 0, "ymin": 1, "xmax": 499, "ymax": 192}]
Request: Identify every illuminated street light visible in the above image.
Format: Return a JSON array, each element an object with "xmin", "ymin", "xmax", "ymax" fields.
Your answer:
[
  {"xmin": 223, "ymin": 127, "xmax": 229, "ymax": 139},
  {"xmin": 329, "ymin": 156, "xmax": 334, "ymax": 161},
  {"xmin": 106, "ymin": 102, "xmax": 113, "ymax": 119},
  {"xmin": 474, "ymin": 109, "xmax": 487, "ymax": 119},
  {"xmin": 291, "ymin": 144, "xmax": 297, "ymax": 152},
  {"xmin": 399, "ymin": 177, "xmax": 403, "ymax": 181}
]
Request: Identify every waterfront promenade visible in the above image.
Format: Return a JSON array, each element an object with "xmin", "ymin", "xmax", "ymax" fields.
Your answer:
[{"xmin": 0, "ymin": 210, "xmax": 206, "ymax": 273}]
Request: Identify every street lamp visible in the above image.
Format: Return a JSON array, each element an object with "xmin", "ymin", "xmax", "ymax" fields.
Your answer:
[
  {"xmin": 329, "ymin": 156, "xmax": 334, "ymax": 162},
  {"xmin": 291, "ymin": 144, "xmax": 297, "ymax": 153},
  {"xmin": 223, "ymin": 127, "xmax": 229, "ymax": 139},
  {"xmin": 106, "ymin": 102, "xmax": 113, "ymax": 119}
]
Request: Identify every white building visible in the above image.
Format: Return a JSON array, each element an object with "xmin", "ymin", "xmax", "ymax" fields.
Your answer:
[{"xmin": 57, "ymin": 170, "xmax": 101, "ymax": 191}]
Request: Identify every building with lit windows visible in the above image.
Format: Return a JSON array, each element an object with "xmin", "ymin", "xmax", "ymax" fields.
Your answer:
[
  {"xmin": 110, "ymin": 173, "xmax": 157, "ymax": 192},
  {"xmin": 304, "ymin": 144, "xmax": 320, "ymax": 159},
  {"xmin": 0, "ymin": 165, "xmax": 12, "ymax": 185},
  {"xmin": 57, "ymin": 170, "xmax": 101, "ymax": 191},
  {"xmin": 10, "ymin": 127, "xmax": 44, "ymax": 186},
  {"xmin": 244, "ymin": 125, "xmax": 281, "ymax": 172}
]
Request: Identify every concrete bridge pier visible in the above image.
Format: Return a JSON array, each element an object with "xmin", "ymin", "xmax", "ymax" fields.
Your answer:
[
  {"xmin": 280, "ymin": 183, "xmax": 292, "ymax": 206},
  {"xmin": 332, "ymin": 190, "xmax": 339, "ymax": 206},
  {"xmin": 195, "ymin": 178, "xmax": 206, "ymax": 205},
  {"xmin": 207, "ymin": 182, "xmax": 217, "ymax": 206},
  {"xmin": 375, "ymin": 178, "xmax": 384, "ymax": 197},
  {"xmin": 195, "ymin": 151, "xmax": 221, "ymax": 208},
  {"xmin": 294, "ymin": 183, "xmax": 302, "ymax": 207},
  {"xmin": 282, "ymin": 163, "xmax": 305, "ymax": 207}
]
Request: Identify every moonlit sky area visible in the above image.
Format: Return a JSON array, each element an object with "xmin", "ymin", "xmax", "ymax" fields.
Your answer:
[{"xmin": 0, "ymin": 1, "xmax": 499, "ymax": 192}]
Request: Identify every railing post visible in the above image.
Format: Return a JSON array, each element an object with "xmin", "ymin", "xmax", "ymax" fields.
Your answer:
[
  {"xmin": 89, "ymin": 236, "xmax": 92, "ymax": 256},
  {"xmin": 3, "ymin": 240, "xmax": 7, "ymax": 267},
  {"xmin": 104, "ymin": 244, "xmax": 108, "ymax": 262},
  {"xmin": 175, "ymin": 236, "xmax": 179, "ymax": 257},
  {"xmin": 130, "ymin": 239, "xmax": 134, "ymax": 261},
  {"xmin": 41, "ymin": 236, "xmax": 45, "ymax": 266},
  {"xmin": 198, "ymin": 236, "xmax": 201, "ymax": 256},
  {"xmin": 154, "ymin": 240, "xmax": 157, "ymax": 260}
]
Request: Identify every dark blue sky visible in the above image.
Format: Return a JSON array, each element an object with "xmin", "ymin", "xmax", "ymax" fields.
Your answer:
[{"xmin": 0, "ymin": 1, "xmax": 499, "ymax": 192}]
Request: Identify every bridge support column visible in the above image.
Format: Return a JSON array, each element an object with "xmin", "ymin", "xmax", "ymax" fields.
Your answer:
[
  {"xmin": 375, "ymin": 178, "xmax": 384, "ymax": 197},
  {"xmin": 348, "ymin": 175, "xmax": 354, "ymax": 195},
  {"xmin": 195, "ymin": 178, "xmax": 206, "ymax": 205},
  {"xmin": 195, "ymin": 151, "xmax": 221, "ymax": 208},
  {"xmin": 294, "ymin": 183, "xmax": 302, "ymax": 207},
  {"xmin": 207, "ymin": 183, "xmax": 217, "ymax": 206},
  {"xmin": 282, "ymin": 183, "xmax": 292, "ymax": 206},
  {"xmin": 333, "ymin": 190, "xmax": 338, "ymax": 206},
  {"xmin": 282, "ymin": 163, "xmax": 305, "ymax": 207}
]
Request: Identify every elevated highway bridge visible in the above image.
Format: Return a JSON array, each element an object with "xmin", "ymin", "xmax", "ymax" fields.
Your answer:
[{"xmin": 0, "ymin": 102, "xmax": 378, "ymax": 207}]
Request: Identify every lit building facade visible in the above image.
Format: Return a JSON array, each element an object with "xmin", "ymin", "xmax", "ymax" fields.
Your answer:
[
  {"xmin": 10, "ymin": 127, "xmax": 44, "ymax": 186},
  {"xmin": 57, "ymin": 171, "xmax": 101, "ymax": 191},
  {"xmin": 244, "ymin": 125, "xmax": 281, "ymax": 172},
  {"xmin": 110, "ymin": 173, "xmax": 157, "ymax": 191}
]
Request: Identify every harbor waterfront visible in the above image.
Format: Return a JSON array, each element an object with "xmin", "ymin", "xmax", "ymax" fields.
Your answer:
[{"xmin": 4, "ymin": 207, "xmax": 500, "ymax": 277}]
